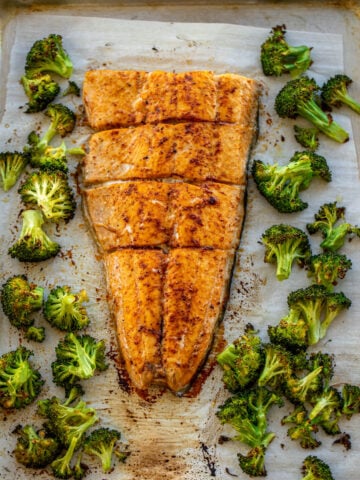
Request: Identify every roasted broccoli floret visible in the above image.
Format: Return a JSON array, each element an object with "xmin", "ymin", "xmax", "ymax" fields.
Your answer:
[
  {"xmin": 24, "ymin": 325, "xmax": 46, "ymax": 343},
  {"xmin": 19, "ymin": 170, "xmax": 76, "ymax": 223},
  {"xmin": 26, "ymin": 103, "xmax": 84, "ymax": 172},
  {"xmin": 260, "ymin": 24, "xmax": 313, "ymax": 78},
  {"xmin": 307, "ymin": 202, "xmax": 360, "ymax": 252},
  {"xmin": 217, "ymin": 386, "xmax": 283, "ymax": 477},
  {"xmin": 252, "ymin": 151, "xmax": 331, "ymax": 213},
  {"xmin": 51, "ymin": 332, "xmax": 108, "ymax": 387},
  {"xmin": 0, "ymin": 151, "xmax": 28, "ymax": 192},
  {"xmin": 21, "ymin": 74, "xmax": 60, "ymax": 113},
  {"xmin": 83, "ymin": 427, "xmax": 124, "ymax": 473},
  {"xmin": 275, "ymin": 76, "xmax": 349, "ymax": 143},
  {"xmin": 38, "ymin": 391, "xmax": 98, "ymax": 478},
  {"xmin": 8, "ymin": 209, "xmax": 60, "ymax": 262},
  {"xmin": 261, "ymin": 224, "xmax": 311, "ymax": 281},
  {"xmin": 301, "ymin": 455, "xmax": 335, "ymax": 480},
  {"xmin": 13, "ymin": 425, "xmax": 60, "ymax": 468},
  {"xmin": 44, "ymin": 285, "xmax": 90, "ymax": 331},
  {"xmin": 308, "ymin": 386, "xmax": 343, "ymax": 435},
  {"xmin": 1, "ymin": 275, "xmax": 44, "ymax": 329},
  {"xmin": 307, "ymin": 252, "xmax": 352, "ymax": 290},
  {"xmin": 24, "ymin": 34, "xmax": 73, "ymax": 79},
  {"xmin": 341, "ymin": 384, "xmax": 360, "ymax": 418},
  {"xmin": 283, "ymin": 365, "xmax": 324, "ymax": 405},
  {"xmin": 321, "ymin": 74, "xmax": 360, "ymax": 114},
  {"xmin": 217, "ymin": 324, "xmax": 264, "ymax": 392},
  {"xmin": 257, "ymin": 344, "xmax": 293, "ymax": 389},
  {"xmin": 294, "ymin": 125, "xmax": 319, "ymax": 151},
  {"xmin": 0, "ymin": 347, "xmax": 44, "ymax": 409},
  {"xmin": 63, "ymin": 80, "xmax": 81, "ymax": 97},
  {"xmin": 268, "ymin": 313, "xmax": 308, "ymax": 353},
  {"xmin": 282, "ymin": 405, "xmax": 321, "ymax": 449}
]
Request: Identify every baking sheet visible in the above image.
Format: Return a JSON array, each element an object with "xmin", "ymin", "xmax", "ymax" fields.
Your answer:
[{"xmin": 0, "ymin": 12, "xmax": 359, "ymax": 480}]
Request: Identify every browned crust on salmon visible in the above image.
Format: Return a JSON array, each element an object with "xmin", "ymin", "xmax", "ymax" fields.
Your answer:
[
  {"xmin": 82, "ymin": 123, "xmax": 255, "ymax": 186},
  {"xmin": 82, "ymin": 70, "xmax": 260, "ymax": 130},
  {"xmin": 104, "ymin": 249, "xmax": 165, "ymax": 390},
  {"xmin": 162, "ymin": 248, "xmax": 235, "ymax": 394},
  {"xmin": 83, "ymin": 181, "xmax": 244, "ymax": 252}
]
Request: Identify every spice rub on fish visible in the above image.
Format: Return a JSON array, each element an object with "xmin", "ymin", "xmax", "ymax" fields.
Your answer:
[
  {"xmin": 83, "ymin": 123, "xmax": 255, "ymax": 186},
  {"xmin": 81, "ymin": 69, "xmax": 260, "ymax": 394},
  {"xmin": 82, "ymin": 70, "xmax": 259, "ymax": 130}
]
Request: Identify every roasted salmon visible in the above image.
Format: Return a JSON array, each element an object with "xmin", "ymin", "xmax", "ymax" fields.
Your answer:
[
  {"xmin": 83, "ymin": 123, "xmax": 255, "ymax": 186},
  {"xmin": 83, "ymin": 70, "xmax": 259, "ymax": 130},
  {"xmin": 82, "ymin": 69, "xmax": 260, "ymax": 394}
]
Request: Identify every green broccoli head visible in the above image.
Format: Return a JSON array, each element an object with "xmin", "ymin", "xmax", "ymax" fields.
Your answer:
[
  {"xmin": 13, "ymin": 425, "xmax": 60, "ymax": 468},
  {"xmin": 281, "ymin": 404, "xmax": 321, "ymax": 449},
  {"xmin": 24, "ymin": 326, "xmax": 46, "ymax": 343},
  {"xmin": 238, "ymin": 445, "xmax": 267, "ymax": 477},
  {"xmin": 283, "ymin": 366, "xmax": 324, "ymax": 405},
  {"xmin": 217, "ymin": 324, "xmax": 264, "ymax": 392},
  {"xmin": 8, "ymin": 209, "xmax": 61, "ymax": 262},
  {"xmin": 44, "ymin": 285, "xmax": 90, "ymax": 331},
  {"xmin": 83, "ymin": 427, "xmax": 123, "ymax": 473},
  {"xmin": 51, "ymin": 332, "xmax": 108, "ymax": 387},
  {"xmin": 307, "ymin": 201, "xmax": 360, "ymax": 252},
  {"xmin": 341, "ymin": 384, "xmax": 360, "ymax": 418},
  {"xmin": 261, "ymin": 224, "xmax": 311, "ymax": 280},
  {"xmin": 321, "ymin": 74, "xmax": 360, "ymax": 115},
  {"xmin": 63, "ymin": 80, "xmax": 81, "ymax": 97},
  {"xmin": 275, "ymin": 76, "xmax": 349, "ymax": 143},
  {"xmin": 0, "ymin": 347, "xmax": 44, "ymax": 409},
  {"xmin": 1, "ymin": 275, "xmax": 44, "ymax": 328},
  {"xmin": 307, "ymin": 252, "xmax": 352, "ymax": 290},
  {"xmin": 301, "ymin": 455, "xmax": 335, "ymax": 480},
  {"xmin": 260, "ymin": 24, "xmax": 313, "ymax": 78},
  {"xmin": 24, "ymin": 34, "xmax": 73, "ymax": 79},
  {"xmin": 50, "ymin": 436, "xmax": 82, "ymax": 479},
  {"xmin": 252, "ymin": 151, "xmax": 331, "ymax": 213},
  {"xmin": 0, "ymin": 151, "xmax": 29, "ymax": 192},
  {"xmin": 19, "ymin": 170, "xmax": 76, "ymax": 223},
  {"xmin": 294, "ymin": 125, "xmax": 320, "ymax": 151},
  {"xmin": 21, "ymin": 74, "xmax": 60, "ymax": 113},
  {"xmin": 268, "ymin": 312, "xmax": 309, "ymax": 353},
  {"xmin": 308, "ymin": 386, "xmax": 343, "ymax": 435},
  {"xmin": 257, "ymin": 344, "xmax": 293, "ymax": 389},
  {"xmin": 287, "ymin": 285, "xmax": 351, "ymax": 347}
]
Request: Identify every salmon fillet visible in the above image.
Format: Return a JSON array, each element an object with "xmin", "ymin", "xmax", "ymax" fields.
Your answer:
[
  {"xmin": 104, "ymin": 249, "xmax": 165, "ymax": 390},
  {"xmin": 83, "ymin": 70, "xmax": 259, "ymax": 130},
  {"xmin": 84, "ymin": 181, "xmax": 244, "ymax": 251},
  {"xmin": 82, "ymin": 123, "xmax": 255, "ymax": 186},
  {"xmin": 162, "ymin": 248, "xmax": 235, "ymax": 394},
  {"xmin": 103, "ymin": 248, "xmax": 234, "ymax": 393}
]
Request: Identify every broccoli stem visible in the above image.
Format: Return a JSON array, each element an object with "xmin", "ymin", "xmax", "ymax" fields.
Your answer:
[
  {"xmin": 298, "ymin": 99, "xmax": 349, "ymax": 143},
  {"xmin": 335, "ymin": 90, "xmax": 360, "ymax": 114}
]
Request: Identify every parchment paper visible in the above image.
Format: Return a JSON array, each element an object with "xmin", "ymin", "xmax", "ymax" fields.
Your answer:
[{"xmin": 0, "ymin": 13, "xmax": 359, "ymax": 480}]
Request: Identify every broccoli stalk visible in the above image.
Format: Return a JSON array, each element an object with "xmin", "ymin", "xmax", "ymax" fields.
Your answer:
[
  {"xmin": 307, "ymin": 202, "xmax": 360, "ymax": 252},
  {"xmin": 25, "ymin": 103, "xmax": 84, "ymax": 172},
  {"xmin": 44, "ymin": 285, "xmax": 90, "ymax": 331},
  {"xmin": 83, "ymin": 427, "xmax": 124, "ymax": 473},
  {"xmin": 301, "ymin": 456, "xmax": 335, "ymax": 480},
  {"xmin": 216, "ymin": 324, "xmax": 264, "ymax": 392},
  {"xmin": 275, "ymin": 76, "xmax": 349, "ymax": 143},
  {"xmin": 252, "ymin": 151, "xmax": 331, "ymax": 213},
  {"xmin": 307, "ymin": 252, "xmax": 352, "ymax": 290},
  {"xmin": 0, "ymin": 151, "xmax": 28, "ymax": 192},
  {"xmin": 217, "ymin": 386, "xmax": 283, "ymax": 477},
  {"xmin": 24, "ymin": 34, "xmax": 73, "ymax": 79},
  {"xmin": 261, "ymin": 25, "xmax": 313, "ymax": 78},
  {"xmin": 19, "ymin": 170, "xmax": 76, "ymax": 223},
  {"xmin": 0, "ymin": 347, "xmax": 44, "ymax": 409},
  {"xmin": 13, "ymin": 425, "xmax": 60, "ymax": 468},
  {"xmin": 8, "ymin": 209, "xmax": 61, "ymax": 262},
  {"xmin": 261, "ymin": 224, "xmax": 311, "ymax": 281},
  {"xmin": 51, "ymin": 333, "xmax": 108, "ymax": 387},
  {"xmin": 1, "ymin": 275, "xmax": 44, "ymax": 329},
  {"xmin": 21, "ymin": 74, "xmax": 60, "ymax": 113},
  {"xmin": 321, "ymin": 74, "xmax": 360, "ymax": 114}
]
